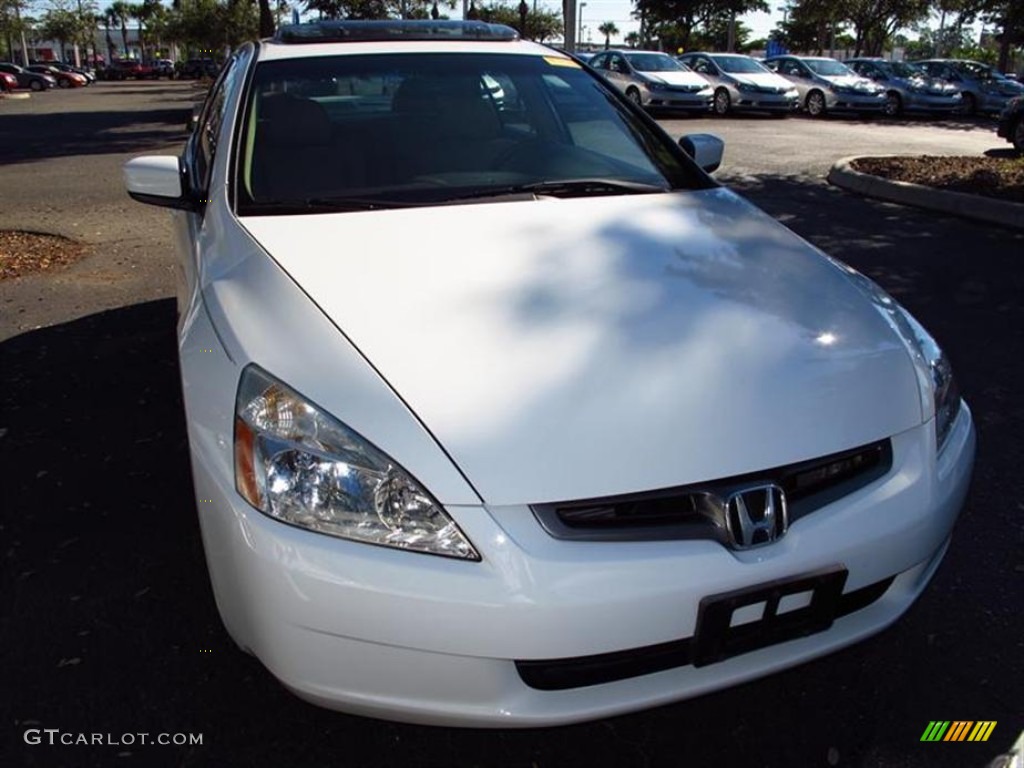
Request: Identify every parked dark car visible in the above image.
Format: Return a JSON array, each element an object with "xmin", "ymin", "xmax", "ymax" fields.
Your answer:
[
  {"xmin": 178, "ymin": 58, "xmax": 220, "ymax": 79},
  {"xmin": 26, "ymin": 64, "xmax": 88, "ymax": 88},
  {"xmin": 0, "ymin": 62, "xmax": 56, "ymax": 91},
  {"xmin": 99, "ymin": 60, "xmax": 156, "ymax": 81},
  {"xmin": 997, "ymin": 96, "xmax": 1024, "ymax": 152}
]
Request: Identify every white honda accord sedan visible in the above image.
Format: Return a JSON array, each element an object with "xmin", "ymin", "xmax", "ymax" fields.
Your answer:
[{"xmin": 124, "ymin": 21, "xmax": 975, "ymax": 727}]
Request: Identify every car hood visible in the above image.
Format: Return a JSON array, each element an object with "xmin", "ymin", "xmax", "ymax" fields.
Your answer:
[
  {"xmin": 643, "ymin": 70, "xmax": 710, "ymax": 88},
  {"xmin": 243, "ymin": 189, "xmax": 922, "ymax": 505},
  {"xmin": 819, "ymin": 73, "xmax": 879, "ymax": 91},
  {"xmin": 730, "ymin": 72, "xmax": 794, "ymax": 90},
  {"xmin": 994, "ymin": 77, "xmax": 1024, "ymax": 95}
]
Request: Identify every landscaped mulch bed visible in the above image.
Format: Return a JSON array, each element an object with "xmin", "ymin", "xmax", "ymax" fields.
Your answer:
[
  {"xmin": 0, "ymin": 230, "xmax": 88, "ymax": 281},
  {"xmin": 852, "ymin": 155, "xmax": 1024, "ymax": 204}
]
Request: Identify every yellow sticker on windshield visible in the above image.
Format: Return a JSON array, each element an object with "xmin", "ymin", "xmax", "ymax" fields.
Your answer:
[{"xmin": 544, "ymin": 56, "xmax": 580, "ymax": 68}]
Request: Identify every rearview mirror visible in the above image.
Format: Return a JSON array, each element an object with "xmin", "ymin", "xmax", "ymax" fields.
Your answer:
[
  {"xmin": 123, "ymin": 155, "xmax": 197, "ymax": 211},
  {"xmin": 679, "ymin": 133, "xmax": 724, "ymax": 174}
]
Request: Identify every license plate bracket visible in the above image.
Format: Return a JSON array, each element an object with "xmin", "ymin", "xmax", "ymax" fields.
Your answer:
[{"xmin": 693, "ymin": 566, "xmax": 848, "ymax": 667}]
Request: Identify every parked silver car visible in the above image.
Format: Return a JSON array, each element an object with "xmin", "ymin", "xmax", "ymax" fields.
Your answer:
[
  {"xmin": 845, "ymin": 58, "xmax": 961, "ymax": 116},
  {"xmin": 913, "ymin": 59, "xmax": 1024, "ymax": 115},
  {"xmin": 678, "ymin": 52, "xmax": 799, "ymax": 116},
  {"xmin": 763, "ymin": 55, "xmax": 886, "ymax": 117},
  {"xmin": 588, "ymin": 49, "xmax": 713, "ymax": 112}
]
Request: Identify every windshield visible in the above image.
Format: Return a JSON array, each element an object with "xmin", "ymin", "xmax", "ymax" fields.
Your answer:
[
  {"xmin": 712, "ymin": 55, "xmax": 767, "ymax": 74},
  {"xmin": 237, "ymin": 53, "xmax": 703, "ymax": 215},
  {"xmin": 804, "ymin": 59, "xmax": 853, "ymax": 77},
  {"xmin": 952, "ymin": 61, "xmax": 992, "ymax": 78},
  {"xmin": 886, "ymin": 61, "xmax": 924, "ymax": 78},
  {"xmin": 624, "ymin": 53, "xmax": 686, "ymax": 72}
]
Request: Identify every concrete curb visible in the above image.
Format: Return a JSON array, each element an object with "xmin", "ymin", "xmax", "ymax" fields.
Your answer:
[{"xmin": 827, "ymin": 155, "xmax": 1024, "ymax": 231}]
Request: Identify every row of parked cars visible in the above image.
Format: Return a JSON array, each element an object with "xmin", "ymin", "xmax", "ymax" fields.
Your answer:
[
  {"xmin": 0, "ymin": 57, "xmax": 222, "ymax": 94},
  {"xmin": 96, "ymin": 57, "xmax": 221, "ymax": 80},
  {"xmin": 581, "ymin": 49, "xmax": 1024, "ymax": 119},
  {"xmin": 0, "ymin": 60, "xmax": 95, "ymax": 91}
]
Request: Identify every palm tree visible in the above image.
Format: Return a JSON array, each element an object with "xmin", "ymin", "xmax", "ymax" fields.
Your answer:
[
  {"xmin": 624, "ymin": 30, "xmax": 639, "ymax": 48},
  {"xmin": 103, "ymin": 7, "xmax": 117, "ymax": 59},
  {"xmin": 598, "ymin": 20, "xmax": 618, "ymax": 49},
  {"xmin": 109, "ymin": 0, "xmax": 131, "ymax": 58}
]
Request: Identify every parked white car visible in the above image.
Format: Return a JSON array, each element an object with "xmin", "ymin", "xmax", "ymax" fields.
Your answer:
[
  {"xmin": 124, "ymin": 21, "xmax": 975, "ymax": 728},
  {"xmin": 764, "ymin": 55, "xmax": 887, "ymax": 116},
  {"xmin": 678, "ymin": 52, "xmax": 799, "ymax": 115},
  {"xmin": 588, "ymin": 49, "xmax": 713, "ymax": 112}
]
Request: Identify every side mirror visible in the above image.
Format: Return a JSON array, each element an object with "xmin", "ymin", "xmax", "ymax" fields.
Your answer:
[
  {"xmin": 123, "ymin": 155, "xmax": 197, "ymax": 211},
  {"xmin": 679, "ymin": 133, "xmax": 724, "ymax": 174}
]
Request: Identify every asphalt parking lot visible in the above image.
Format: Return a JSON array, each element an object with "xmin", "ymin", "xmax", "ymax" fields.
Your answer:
[{"xmin": 2, "ymin": 82, "xmax": 1022, "ymax": 768}]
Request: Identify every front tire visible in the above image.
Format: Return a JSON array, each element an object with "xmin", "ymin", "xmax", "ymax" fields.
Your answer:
[
  {"xmin": 58, "ymin": 79, "xmax": 70, "ymax": 89},
  {"xmin": 1012, "ymin": 118, "xmax": 1024, "ymax": 153},
  {"xmin": 961, "ymin": 92, "xmax": 977, "ymax": 116},
  {"xmin": 625, "ymin": 87, "xmax": 642, "ymax": 107},
  {"xmin": 29, "ymin": 79, "xmax": 44, "ymax": 92},
  {"xmin": 806, "ymin": 89, "xmax": 827, "ymax": 117},
  {"xmin": 713, "ymin": 88, "xmax": 731, "ymax": 116},
  {"xmin": 884, "ymin": 91, "xmax": 902, "ymax": 117}
]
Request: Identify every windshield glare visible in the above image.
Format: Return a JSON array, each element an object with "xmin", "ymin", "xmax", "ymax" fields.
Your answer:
[
  {"xmin": 237, "ymin": 53, "xmax": 699, "ymax": 213},
  {"xmin": 886, "ymin": 61, "xmax": 925, "ymax": 78},
  {"xmin": 713, "ymin": 55, "xmax": 767, "ymax": 74},
  {"xmin": 624, "ymin": 53, "xmax": 685, "ymax": 72},
  {"xmin": 805, "ymin": 59, "xmax": 853, "ymax": 76}
]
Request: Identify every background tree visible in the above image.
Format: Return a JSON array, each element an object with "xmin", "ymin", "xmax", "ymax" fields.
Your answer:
[
  {"xmin": 40, "ymin": 6, "xmax": 79, "ymax": 59},
  {"xmin": 632, "ymin": 0, "xmax": 767, "ymax": 53},
  {"xmin": 979, "ymin": 0, "xmax": 1024, "ymax": 71},
  {"xmin": 257, "ymin": 0, "xmax": 274, "ymax": 37},
  {"xmin": 1, "ymin": 0, "xmax": 34, "ymax": 63},
  {"xmin": 624, "ymin": 29, "xmax": 640, "ymax": 46},
  {"xmin": 475, "ymin": 2, "xmax": 562, "ymax": 41},
  {"xmin": 109, "ymin": 0, "xmax": 131, "ymax": 57},
  {"xmin": 598, "ymin": 19, "xmax": 618, "ymax": 48},
  {"xmin": 303, "ymin": 0, "xmax": 454, "ymax": 20}
]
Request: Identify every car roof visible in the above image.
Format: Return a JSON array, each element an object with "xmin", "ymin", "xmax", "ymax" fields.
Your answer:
[{"xmin": 257, "ymin": 20, "xmax": 555, "ymax": 62}]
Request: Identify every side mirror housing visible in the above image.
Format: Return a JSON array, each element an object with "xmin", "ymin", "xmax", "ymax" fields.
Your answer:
[
  {"xmin": 679, "ymin": 133, "xmax": 724, "ymax": 174},
  {"xmin": 123, "ymin": 155, "xmax": 197, "ymax": 211}
]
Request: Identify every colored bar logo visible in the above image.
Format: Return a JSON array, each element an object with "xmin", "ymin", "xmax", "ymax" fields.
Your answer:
[{"xmin": 921, "ymin": 721, "xmax": 997, "ymax": 742}]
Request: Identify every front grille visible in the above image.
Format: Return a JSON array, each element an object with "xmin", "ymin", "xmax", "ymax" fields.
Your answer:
[
  {"xmin": 531, "ymin": 440, "xmax": 891, "ymax": 543},
  {"xmin": 515, "ymin": 576, "xmax": 895, "ymax": 691}
]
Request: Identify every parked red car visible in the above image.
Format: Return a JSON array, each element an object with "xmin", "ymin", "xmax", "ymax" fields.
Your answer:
[
  {"xmin": 100, "ymin": 60, "xmax": 156, "ymax": 81},
  {"xmin": 26, "ymin": 64, "xmax": 88, "ymax": 88},
  {"xmin": 0, "ymin": 71, "xmax": 18, "ymax": 93}
]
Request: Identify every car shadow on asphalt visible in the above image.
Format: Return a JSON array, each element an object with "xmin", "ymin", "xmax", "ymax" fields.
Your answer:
[
  {"xmin": 2, "ymin": 181, "xmax": 1020, "ymax": 766},
  {"xmin": 0, "ymin": 108, "xmax": 189, "ymax": 165}
]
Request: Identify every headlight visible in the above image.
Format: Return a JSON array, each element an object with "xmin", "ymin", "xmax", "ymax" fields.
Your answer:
[
  {"xmin": 234, "ymin": 365, "xmax": 480, "ymax": 560},
  {"xmin": 646, "ymin": 80, "xmax": 667, "ymax": 92},
  {"xmin": 831, "ymin": 84, "xmax": 853, "ymax": 94},
  {"xmin": 843, "ymin": 271, "xmax": 962, "ymax": 450},
  {"xmin": 736, "ymin": 82, "xmax": 756, "ymax": 93}
]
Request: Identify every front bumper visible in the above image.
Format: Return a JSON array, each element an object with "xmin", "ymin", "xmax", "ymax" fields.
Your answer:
[
  {"xmin": 187, "ymin": 357, "xmax": 975, "ymax": 728},
  {"xmin": 645, "ymin": 89, "xmax": 712, "ymax": 111},
  {"xmin": 730, "ymin": 88, "xmax": 798, "ymax": 112}
]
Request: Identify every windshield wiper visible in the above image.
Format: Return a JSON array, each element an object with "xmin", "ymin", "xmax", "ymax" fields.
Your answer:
[
  {"xmin": 244, "ymin": 197, "xmax": 415, "ymax": 215},
  {"xmin": 446, "ymin": 178, "xmax": 669, "ymax": 202}
]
